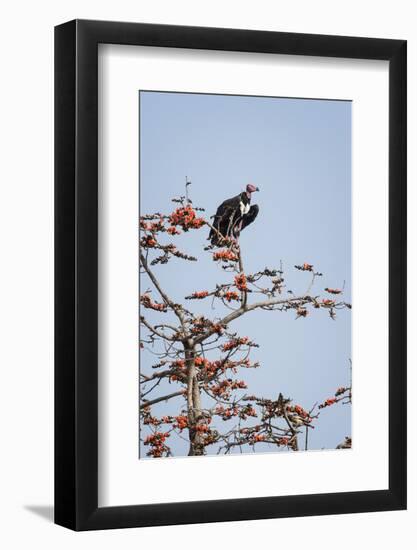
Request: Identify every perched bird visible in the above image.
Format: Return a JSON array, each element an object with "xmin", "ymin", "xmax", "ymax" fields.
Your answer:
[
  {"xmin": 209, "ymin": 184, "xmax": 259, "ymax": 246},
  {"xmin": 336, "ymin": 437, "xmax": 352, "ymax": 449}
]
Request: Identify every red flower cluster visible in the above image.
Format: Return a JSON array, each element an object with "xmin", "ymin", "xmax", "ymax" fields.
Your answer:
[
  {"xmin": 166, "ymin": 226, "xmax": 181, "ymax": 235},
  {"xmin": 149, "ymin": 220, "xmax": 165, "ymax": 232},
  {"xmin": 143, "ymin": 414, "xmax": 160, "ymax": 426},
  {"xmin": 295, "ymin": 263, "xmax": 314, "ymax": 272},
  {"xmin": 140, "ymin": 235, "xmax": 157, "ymax": 248},
  {"xmin": 169, "ymin": 359, "xmax": 187, "ymax": 382},
  {"xmin": 191, "ymin": 318, "xmax": 224, "ymax": 336},
  {"xmin": 169, "ymin": 205, "xmax": 205, "ymax": 231},
  {"xmin": 211, "ymin": 380, "xmax": 230, "ymax": 397},
  {"xmin": 140, "ymin": 218, "xmax": 153, "ymax": 231},
  {"xmin": 277, "ymin": 437, "xmax": 289, "ymax": 446},
  {"xmin": 141, "ymin": 406, "xmax": 162, "ymax": 427},
  {"xmin": 224, "ymin": 290, "xmax": 240, "ymax": 302},
  {"xmin": 211, "ymin": 379, "xmax": 247, "ymax": 397},
  {"xmin": 295, "ymin": 405, "xmax": 309, "ymax": 418},
  {"xmin": 321, "ymin": 298, "xmax": 336, "ymax": 307},
  {"xmin": 172, "ymin": 359, "xmax": 186, "ymax": 370},
  {"xmin": 325, "ymin": 287, "xmax": 342, "ymax": 295},
  {"xmin": 190, "ymin": 291, "xmax": 209, "ymax": 299},
  {"xmin": 287, "ymin": 404, "xmax": 310, "ymax": 420},
  {"xmin": 240, "ymin": 424, "xmax": 261, "ymax": 436},
  {"xmin": 195, "ymin": 357, "xmax": 227, "ymax": 378},
  {"xmin": 222, "ymin": 337, "xmax": 249, "ymax": 352},
  {"xmin": 173, "ymin": 415, "xmax": 188, "ymax": 431},
  {"xmin": 234, "ymin": 273, "xmax": 248, "ymax": 291},
  {"xmin": 212, "ymin": 323, "xmax": 225, "ymax": 336},
  {"xmin": 246, "ymin": 406, "xmax": 257, "ymax": 417},
  {"xmin": 140, "ymin": 216, "xmax": 165, "ymax": 232},
  {"xmin": 319, "ymin": 397, "xmax": 338, "ymax": 409},
  {"xmin": 140, "ymin": 293, "xmax": 167, "ymax": 312},
  {"xmin": 194, "ymin": 356, "xmax": 209, "ymax": 368},
  {"xmin": 190, "ymin": 317, "xmax": 210, "ymax": 334},
  {"xmin": 252, "ymin": 433, "xmax": 266, "ymax": 442},
  {"xmin": 144, "ymin": 431, "xmax": 170, "ymax": 458},
  {"xmin": 195, "ymin": 423, "xmax": 210, "ymax": 433},
  {"xmin": 213, "ymin": 249, "xmax": 238, "ymax": 262},
  {"xmin": 239, "ymin": 404, "xmax": 257, "ymax": 420},
  {"xmin": 215, "ymin": 404, "xmax": 239, "ymax": 420}
]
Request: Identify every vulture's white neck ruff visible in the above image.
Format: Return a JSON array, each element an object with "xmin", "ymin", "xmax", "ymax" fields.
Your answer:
[{"xmin": 240, "ymin": 201, "xmax": 250, "ymax": 216}]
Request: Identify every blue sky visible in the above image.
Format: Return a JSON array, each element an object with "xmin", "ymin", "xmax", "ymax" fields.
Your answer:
[{"xmin": 139, "ymin": 91, "xmax": 351, "ymax": 457}]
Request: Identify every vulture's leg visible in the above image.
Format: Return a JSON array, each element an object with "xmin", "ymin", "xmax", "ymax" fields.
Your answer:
[{"xmin": 241, "ymin": 204, "xmax": 259, "ymax": 230}]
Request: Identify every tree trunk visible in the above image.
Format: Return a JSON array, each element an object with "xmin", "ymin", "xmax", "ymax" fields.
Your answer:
[{"xmin": 185, "ymin": 346, "xmax": 205, "ymax": 456}]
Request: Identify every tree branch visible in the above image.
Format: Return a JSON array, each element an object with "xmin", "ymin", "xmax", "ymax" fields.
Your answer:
[
  {"xmin": 238, "ymin": 247, "xmax": 248, "ymax": 309},
  {"xmin": 140, "ymin": 390, "xmax": 185, "ymax": 409},
  {"xmin": 140, "ymin": 251, "xmax": 185, "ymax": 328},
  {"xmin": 140, "ymin": 369, "xmax": 177, "ymax": 383},
  {"xmin": 140, "ymin": 315, "xmax": 175, "ymax": 341},
  {"xmin": 193, "ymin": 295, "xmax": 311, "ymax": 345}
]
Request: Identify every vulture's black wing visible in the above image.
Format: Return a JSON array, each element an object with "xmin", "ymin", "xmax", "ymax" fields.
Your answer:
[
  {"xmin": 209, "ymin": 193, "xmax": 243, "ymax": 245},
  {"xmin": 240, "ymin": 204, "xmax": 259, "ymax": 231}
]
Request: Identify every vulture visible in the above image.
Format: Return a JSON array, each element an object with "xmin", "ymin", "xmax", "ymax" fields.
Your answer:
[{"xmin": 209, "ymin": 184, "xmax": 259, "ymax": 246}]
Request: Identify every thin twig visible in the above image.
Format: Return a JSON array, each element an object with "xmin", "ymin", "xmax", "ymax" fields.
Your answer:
[{"xmin": 140, "ymin": 390, "xmax": 185, "ymax": 409}]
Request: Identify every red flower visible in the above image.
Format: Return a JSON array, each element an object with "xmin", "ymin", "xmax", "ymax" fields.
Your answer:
[
  {"xmin": 140, "ymin": 235, "xmax": 157, "ymax": 248},
  {"xmin": 169, "ymin": 205, "xmax": 205, "ymax": 231},
  {"xmin": 140, "ymin": 293, "xmax": 167, "ymax": 312},
  {"xmin": 319, "ymin": 397, "xmax": 338, "ymax": 409},
  {"xmin": 234, "ymin": 273, "xmax": 248, "ymax": 291},
  {"xmin": 224, "ymin": 290, "xmax": 239, "ymax": 302},
  {"xmin": 172, "ymin": 359, "xmax": 186, "ymax": 370},
  {"xmin": 173, "ymin": 415, "xmax": 188, "ymax": 431},
  {"xmin": 139, "ymin": 219, "xmax": 152, "ymax": 231},
  {"xmin": 213, "ymin": 249, "xmax": 238, "ymax": 262},
  {"xmin": 222, "ymin": 337, "xmax": 249, "ymax": 352},
  {"xmin": 143, "ymin": 431, "xmax": 171, "ymax": 458},
  {"xmin": 194, "ymin": 356, "xmax": 208, "ymax": 368},
  {"xmin": 167, "ymin": 226, "xmax": 181, "ymax": 235},
  {"xmin": 149, "ymin": 220, "xmax": 164, "ymax": 232},
  {"xmin": 325, "ymin": 287, "xmax": 342, "ymax": 295},
  {"xmin": 196, "ymin": 423, "xmax": 210, "ymax": 433},
  {"xmin": 211, "ymin": 323, "xmax": 224, "ymax": 336},
  {"xmin": 190, "ymin": 291, "xmax": 209, "ymax": 299},
  {"xmin": 294, "ymin": 405, "xmax": 309, "ymax": 418}
]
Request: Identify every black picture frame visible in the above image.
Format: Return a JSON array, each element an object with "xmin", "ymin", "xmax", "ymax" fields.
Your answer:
[{"xmin": 55, "ymin": 19, "xmax": 407, "ymax": 531}]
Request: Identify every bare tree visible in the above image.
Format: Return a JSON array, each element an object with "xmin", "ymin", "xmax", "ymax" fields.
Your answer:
[{"xmin": 140, "ymin": 194, "xmax": 351, "ymax": 457}]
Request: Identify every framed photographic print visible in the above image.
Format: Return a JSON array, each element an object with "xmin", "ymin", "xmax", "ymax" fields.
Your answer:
[{"xmin": 55, "ymin": 20, "xmax": 406, "ymax": 530}]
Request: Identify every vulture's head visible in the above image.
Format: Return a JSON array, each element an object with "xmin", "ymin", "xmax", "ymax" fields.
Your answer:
[{"xmin": 246, "ymin": 183, "xmax": 259, "ymax": 194}]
